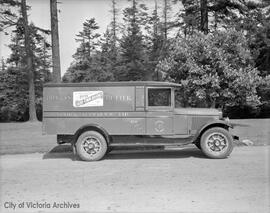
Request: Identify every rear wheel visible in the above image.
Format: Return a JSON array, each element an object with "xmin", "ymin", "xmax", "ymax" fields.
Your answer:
[
  {"xmin": 76, "ymin": 131, "xmax": 107, "ymax": 161},
  {"xmin": 200, "ymin": 127, "xmax": 233, "ymax": 159}
]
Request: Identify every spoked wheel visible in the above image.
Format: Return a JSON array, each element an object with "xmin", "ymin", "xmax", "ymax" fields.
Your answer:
[
  {"xmin": 200, "ymin": 127, "xmax": 233, "ymax": 159},
  {"xmin": 76, "ymin": 131, "xmax": 107, "ymax": 161}
]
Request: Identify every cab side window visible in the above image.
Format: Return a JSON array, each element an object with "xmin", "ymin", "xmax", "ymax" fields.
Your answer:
[{"xmin": 148, "ymin": 88, "xmax": 171, "ymax": 107}]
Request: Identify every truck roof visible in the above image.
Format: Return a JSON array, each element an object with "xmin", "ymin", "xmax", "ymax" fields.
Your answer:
[{"xmin": 44, "ymin": 81, "xmax": 181, "ymax": 88}]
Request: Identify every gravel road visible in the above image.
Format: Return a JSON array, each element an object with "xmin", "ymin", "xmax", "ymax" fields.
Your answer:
[{"xmin": 0, "ymin": 146, "xmax": 269, "ymax": 213}]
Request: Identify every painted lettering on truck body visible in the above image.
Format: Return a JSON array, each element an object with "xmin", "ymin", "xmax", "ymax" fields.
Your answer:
[
  {"xmin": 43, "ymin": 86, "xmax": 147, "ymax": 135},
  {"xmin": 44, "ymin": 86, "xmax": 134, "ymax": 112}
]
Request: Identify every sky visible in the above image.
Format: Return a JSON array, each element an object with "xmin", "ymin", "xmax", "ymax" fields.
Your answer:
[{"xmin": 0, "ymin": 0, "xmax": 165, "ymax": 76}]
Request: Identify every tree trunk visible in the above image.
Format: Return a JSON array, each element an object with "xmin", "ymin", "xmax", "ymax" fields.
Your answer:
[
  {"xmin": 21, "ymin": 0, "xmax": 37, "ymax": 121},
  {"xmin": 153, "ymin": 0, "xmax": 158, "ymax": 37},
  {"xmin": 50, "ymin": 0, "xmax": 61, "ymax": 82},
  {"xmin": 163, "ymin": 0, "xmax": 168, "ymax": 40},
  {"xmin": 132, "ymin": 0, "xmax": 136, "ymax": 35},
  {"xmin": 112, "ymin": 0, "xmax": 117, "ymax": 50},
  {"xmin": 200, "ymin": 0, "xmax": 208, "ymax": 34},
  {"xmin": 214, "ymin": 10, "xmax": 218, "ymax": 31}
]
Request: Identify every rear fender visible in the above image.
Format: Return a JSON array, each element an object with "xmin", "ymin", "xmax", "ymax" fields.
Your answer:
[{"xmin": 73, "ymin": 124, "xmax": 111, "ymax": 145}]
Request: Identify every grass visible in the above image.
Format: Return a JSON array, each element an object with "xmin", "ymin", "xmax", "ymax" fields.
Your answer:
[
  {"xmin": 0, "ymin": 122, "xmax": 56, "ymax": 154},
  {"xmin": 231, "ymin": 119, "xmax": 270, "ymax": 146},
  {"xmin": 0, "ymin": 119, "xmax": 269, "ymax": 155}
]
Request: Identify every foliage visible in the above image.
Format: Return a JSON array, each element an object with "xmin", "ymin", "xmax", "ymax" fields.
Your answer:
[
  {"xmin": 0, "ymin": 66, "xmax": 28, "ymax": 121},
  {"xmin": 156, "ymin": 29, "xmax": 262, "ymax": 109},
  {"xmin": 0, "ymin": 0, "xmax": 21, "ymax": 32},
  {"xmin": 145, "ymin": 0, "xmax": 168, "ymax": 80},
  {"xmin": 73, "ymin": 18, "xmax": 101, "ymax": 62},
  {"xmin": 116, "ymin": 0, "xmax": 149, "ymax": 81},
  {"xmin": 175, "ymin": 0, "xmax": 201, "ymax": 36},
  {"xmin": 0, "ymin": 23, "xmax": 52, "ymax": 121},
  {"xmin": 2, "ymin": 0, "xmax": 270, "ymax": 120},
  {"xmin": 62, "ymin": 19, "xmax": 114, "ymax": 82}
]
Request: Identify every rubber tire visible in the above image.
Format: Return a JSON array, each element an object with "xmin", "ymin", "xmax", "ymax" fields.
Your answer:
[
  {"xmin": 200, "ymin": 127, "xmax": 233, "ymax": 159},
  {"xmin": 76, "ymin": 131, "xmax": 107, "ymax": 161}
]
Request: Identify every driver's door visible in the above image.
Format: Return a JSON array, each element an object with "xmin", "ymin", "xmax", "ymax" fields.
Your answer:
[{"xmin": 145, "ymin": 87, "xmax": 174, "ymax": 135}]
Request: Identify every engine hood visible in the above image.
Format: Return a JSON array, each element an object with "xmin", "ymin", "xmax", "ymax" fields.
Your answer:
[{"xmin": 174, "ymin": 108, "xmax": 221, "ymax": 117}]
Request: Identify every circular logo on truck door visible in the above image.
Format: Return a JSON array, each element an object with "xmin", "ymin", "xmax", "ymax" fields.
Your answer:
[{"xmin": 154, "ymin": 120, "xmax": 165, "ymax": 133}]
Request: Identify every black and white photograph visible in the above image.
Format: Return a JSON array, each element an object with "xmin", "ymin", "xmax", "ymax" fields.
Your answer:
[{"xmin": 0, "ymin": 0, "xmax": 270, "ymax": 212}]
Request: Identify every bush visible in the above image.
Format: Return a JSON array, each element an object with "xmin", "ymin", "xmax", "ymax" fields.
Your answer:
[{"xmin": 156, "ymin": 29, "xmax": 262, "ymax": 110}]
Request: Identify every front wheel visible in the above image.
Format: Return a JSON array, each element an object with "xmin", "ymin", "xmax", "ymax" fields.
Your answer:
[
  {"xmin": 76, "ymin": 131, "xmax": 107, "ymax": 161},
  {"xmin": 200, "ymin": 127, "xmax": 233, "ymax": 159}
]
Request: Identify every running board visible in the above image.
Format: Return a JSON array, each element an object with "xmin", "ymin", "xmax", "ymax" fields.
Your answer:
[{"xmin": 109, "ymin": 142, "xmax": 193, "ymax": 147}]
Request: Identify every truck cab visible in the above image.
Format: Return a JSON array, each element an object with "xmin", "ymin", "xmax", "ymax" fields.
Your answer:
[{"xmin": 43, "ymin": 81, "xmax": 236, "ymax": 161}]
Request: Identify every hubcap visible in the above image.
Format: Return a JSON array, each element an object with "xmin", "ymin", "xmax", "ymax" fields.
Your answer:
[
  {"xmin": 206, "ymin": 133, "xmax": 228, "ymax": 153},
  {"xmin": 82, "ymin": 136, "xmax": 101, "ymax": 156}
]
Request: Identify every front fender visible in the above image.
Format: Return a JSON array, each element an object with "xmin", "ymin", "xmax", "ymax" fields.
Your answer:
[{"xmin": 193, "ymin": 119, "xmax": 233, "ymax": 142}]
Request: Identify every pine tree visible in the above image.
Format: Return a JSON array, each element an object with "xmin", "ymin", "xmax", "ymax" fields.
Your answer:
[
  {"xmin": 146, "ymin": 0, "xmax": 165, "ymax": 80},
  {"xmin": 1, "ymin": 23, "xmax": 51, "ymax": 121},
  {"xmin": 73, "ymin": 18, "xmax": 101, "ymax": 62},
  {"xmin": 117, "ymin": 0, "xmax": 149, "ymax": 81},
  {"xmin": 110, "ymin": 0, "xmax": 118, "ymax": 55},
  {"xmin": 0, "ymin": 58, "xmax": 7, "ymax": 72},
  {"xmin": 63, "ymin": 18, "xmax": 115, "ymax": 83},
  {"xmin": 1, "ymin": 0, "xmax": 51, "ymax": 121},
  {"xmin": 175, "ymin": 0, "xmax": 200, "ymax": 36}
]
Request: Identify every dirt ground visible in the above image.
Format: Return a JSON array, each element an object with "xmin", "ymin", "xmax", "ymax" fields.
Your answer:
[
  {"xmin": 0, "ymin": 120, "xmax": 269, "ymax": 213},
  {"xmin": 0, "ymin": 146, "xmax": 269, "ymax": 213}
]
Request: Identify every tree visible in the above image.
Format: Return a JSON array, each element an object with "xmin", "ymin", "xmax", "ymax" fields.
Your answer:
[
  {"xmin": 0, "ymin": 58, "xmax": 7, "ymax": 71},
  {"xmin": 174, "ymin": 0, "xmax": 201, "ymax": 36},
  {"xmin": 0, "ymin": 66, "xmax": 28, "ymax": 121},
  {"xmin": 63, "ymin": 18, "xmax": 114, "ymax": 83},
  {"xmin": 144, "ymin": 0, "xmax": 166, "ymax": 80},
  {"xmin": 163, "ymin": 0, "xmax": 172, "ymax": 39},
  {"xmin": 156, "ymin": 30, "xmax": 262, "ymax": 109},
  {"xmin": 244, "ymin": 0, "xmax": 270, "ymax": 118},
  {"xmin": 21, "ymin": 0, "xmax": 37, "ymax": 121},
  {"xmin": 116, "ymin": 0, "xmax": 149, "ymax": 81},
  {"xmin": 99, "ymin": 0, "xmax": 121, "ymax": 78},
  {"xmin": 50, "ymin": 0, "xmax": 61, "ymax": 82},
  {"xmin": 73, "ymin": 18, "xmax": 100, "ymax": 62},
  {"xmin": 0, "ymin": 0, "xmax": 51, "ymax": 121},
  {"xmin": 200, "ymin": 0, "xmax": 208, "ymax": 34},
  {"xmin": 110, "ymin": 0, "xmax": 118, "ymax": 55},
  {"xmin": 237, "ymin": 0, "xmax": 270, "ymax": 76},
  {"xmin": 0, "ymin": 23, "xmax": 51, "ymax": 121},
  {"xmin": 174, "ymin": 0, "xmax": 254, "ymax": 36},
  {"xmin": 208, "ymin": 0, "xmax": 249, "ymax": 31}
]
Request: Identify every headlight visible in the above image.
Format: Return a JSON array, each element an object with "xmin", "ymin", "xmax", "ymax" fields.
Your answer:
[{"xmin": 218, "ymin": 110, "xmax": 223, "ymax": 119}]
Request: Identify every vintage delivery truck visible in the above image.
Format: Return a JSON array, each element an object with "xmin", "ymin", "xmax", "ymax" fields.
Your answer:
[{"xmin": 43, "ymin": 81, "xmax": 238, "ymax": 161}]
